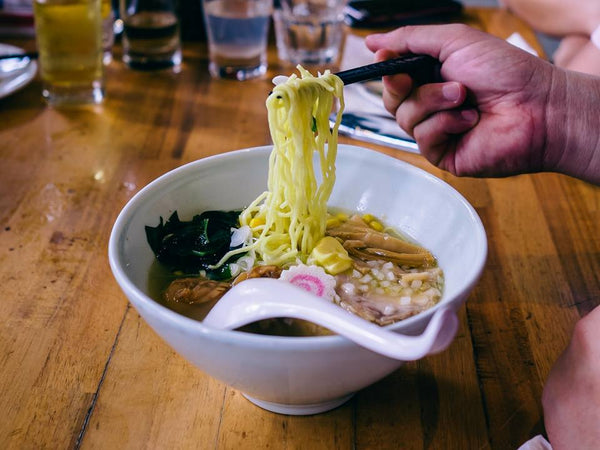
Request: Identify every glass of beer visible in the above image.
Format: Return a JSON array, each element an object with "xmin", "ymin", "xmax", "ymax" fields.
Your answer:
[{"xmin": 33, "ymin": 0, "xmax": 105, "ymax": 106}]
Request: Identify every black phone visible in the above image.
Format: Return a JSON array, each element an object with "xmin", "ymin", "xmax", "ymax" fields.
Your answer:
[{"xmin": 345, "ymin": 0, "xmax": 463, "ymax": 28}]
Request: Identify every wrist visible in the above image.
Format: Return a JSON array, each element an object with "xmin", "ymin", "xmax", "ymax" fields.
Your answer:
[{"xmin": 544, "ymin": 69, "xmax": 600, "ymax": 184}]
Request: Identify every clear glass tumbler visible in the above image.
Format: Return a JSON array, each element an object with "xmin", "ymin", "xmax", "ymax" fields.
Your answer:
[
  {"xmin": 33, "ymin": 0, "xmax": 105, "ymax": 106},
  {"xmin": 202, "ymin": 0, "xmax": 273, "ymax": 80},
  {"xmin": 274, "ymin": 0, "xmax": 348, "ymax": 66},
  {"xmin": 101, "ymin": 0, "xmax": 115, "ymax": 64}
]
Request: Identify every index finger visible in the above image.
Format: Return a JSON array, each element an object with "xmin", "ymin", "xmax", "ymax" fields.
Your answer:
[{"xmin": 365, "ymin": 23, "xmax": 488, "ymax": 62}]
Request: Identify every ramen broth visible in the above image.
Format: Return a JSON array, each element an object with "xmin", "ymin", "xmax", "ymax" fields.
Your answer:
[
  {"xmin": 148, "ymin": 209, "xmax": 444, "ymax": 336},
  {"xmin": 148, "ymin": 261, "xmax": 221, "ymax": 321},
  {"xmin": 149, "ymin": 258, "xmax": 334, "ymax": 336}
]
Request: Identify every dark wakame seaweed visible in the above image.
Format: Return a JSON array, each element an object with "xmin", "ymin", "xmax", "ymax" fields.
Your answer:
[{"xmin": 145, "ymin": 210, "xmax": 243, "ymax": 280}]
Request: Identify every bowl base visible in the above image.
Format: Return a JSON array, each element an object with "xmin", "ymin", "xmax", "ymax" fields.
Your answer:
[{"xmin": 243, "ymin": 393, "xmax": 355, "ymax": 415}]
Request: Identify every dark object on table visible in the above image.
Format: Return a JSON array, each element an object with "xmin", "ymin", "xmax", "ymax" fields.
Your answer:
[
  {"xmin": 0, "ymin": 9, "xmax": 35, "ymax": 37},
  {"xmin": 178, "ymin": 0, "xmax": 206, "ymax": 41},
  {"xmin": 345, "ymin": 0, "xmax": 463, "ymax": 28}
]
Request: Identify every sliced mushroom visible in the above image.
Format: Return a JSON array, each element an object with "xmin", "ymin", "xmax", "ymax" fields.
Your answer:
[
  {"xmin": 342, "ymin": 240, "xmax": 434, "ymax": 267},
  {"xmin": 328, "ymin": 215, "xmax": 431, "ymax": 254},
  {"xmin": 328, "ymin": 229, "xmax": 430, "ymax": 254},
  {"xmin": 328, "ymin": 215, "xmax": 435, "ymax": 267},
  {"xmin": 335, "ymin": 282, "xmax": 431, "ymax": 326},
  {"xmin": 232, "ymin": 264, "xmax": 283, "ymax": 285},
  {"xmin": 163, "ymin": 278, "xmax": 231, "ymax": 304},
  {"xmin": 362, "ymin": 247, "xmax": 436, "ymax": 266}
]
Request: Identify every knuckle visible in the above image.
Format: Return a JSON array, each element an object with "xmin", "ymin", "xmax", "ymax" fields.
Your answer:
[{"xmin": 395, "ymin": 109, "xmax": 414, "ymax": 136}]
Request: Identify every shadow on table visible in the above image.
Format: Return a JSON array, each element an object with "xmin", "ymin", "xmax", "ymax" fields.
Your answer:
[{"xmin": 354, "ymin": 364, "xmax": 546, "ymax": 448}]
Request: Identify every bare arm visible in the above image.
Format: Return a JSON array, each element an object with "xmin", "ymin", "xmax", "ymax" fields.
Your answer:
[
  {"xmin": 501, "ymin": 0, "xmax": 600, "ymax": 36},
  {"xmin": 555, "ymin": 38, "xmax": 600, "ymax": 77},
  {"xmin": 542, "ymin": 305, "xmax": 600, "ymax": 449},
  {"xmin": 502, "ymin": 0, "xmax": 600, "ymax": 78}
]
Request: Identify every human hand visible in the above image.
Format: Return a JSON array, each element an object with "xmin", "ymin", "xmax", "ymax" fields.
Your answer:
[
  {"xmin": 542, "ymin": 305, "xmax": 600, "ymax": 449},
  {"xmin": 365, "ymin": 24, "xmax": 556, "ymax": 178}
]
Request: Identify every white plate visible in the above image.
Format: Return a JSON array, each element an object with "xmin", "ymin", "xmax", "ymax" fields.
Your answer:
[{"xmin": 0, "ymin": 43, "xmax": 37, "ymax": 100}]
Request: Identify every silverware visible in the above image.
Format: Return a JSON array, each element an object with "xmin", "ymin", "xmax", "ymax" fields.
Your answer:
[
  {"xmin": 335, "ymin": 112, "xmax": 419, "ymax": 153},
  {"xmin": 0, "ymin": 52, "xmax": 38, "ymax": 61},
  {"xmin": 335, "ymin": 54, "xmax": 442, "ymax": 85},
  {"xmin": 0, "ymin": 52, "xmax": 37, "ymax": 79}
]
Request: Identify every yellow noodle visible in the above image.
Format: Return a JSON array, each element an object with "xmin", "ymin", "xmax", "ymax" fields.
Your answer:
[{"xmin": 241, "ymin": 67, "xmax": 344, "ymax": 266}]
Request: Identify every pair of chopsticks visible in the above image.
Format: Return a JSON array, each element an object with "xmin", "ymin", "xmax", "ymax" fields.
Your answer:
[
  {"xmin": 270, "ymin": 54, "xmax": 442, "ymax": 97},
  {"xmin": 335, "ymin": 54, "xmax": 442, "ymax": 86}
]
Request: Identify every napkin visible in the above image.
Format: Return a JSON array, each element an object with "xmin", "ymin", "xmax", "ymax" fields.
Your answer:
[
  {"xmin": 336, "ymin": 35, "xmax": 418, "ymax": 152},
  {"xmin": 517, "ymin": 435, "xmax": 553, "ymax": 450},
  {"xmin": 506, "ymin": 32, "xmax": 539, "ymax": 56}
]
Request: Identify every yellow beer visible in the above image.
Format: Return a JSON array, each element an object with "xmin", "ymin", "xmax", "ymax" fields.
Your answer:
[{"xmin": 34, "ymin": 0, "xmax": 104, "ymax": 102}]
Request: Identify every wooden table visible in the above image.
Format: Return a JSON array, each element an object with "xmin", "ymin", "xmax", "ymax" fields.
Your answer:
[{"xmin": 1, "ymin": 7, "xmax": 598, "ymax": 449}]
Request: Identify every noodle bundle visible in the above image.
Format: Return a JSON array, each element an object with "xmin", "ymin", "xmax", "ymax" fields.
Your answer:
[{"xmin": 239, "ymin": 67, "xmax": 345, "ymax": 266}]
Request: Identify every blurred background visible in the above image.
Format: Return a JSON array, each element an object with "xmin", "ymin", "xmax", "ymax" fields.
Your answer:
[
  {"xmin": 462, "ymin": 0, "xmax": 559, "ymax": 56},
  {"xmin": 0, "ymin": 0, "xmax": 560, "ymax": 57}
]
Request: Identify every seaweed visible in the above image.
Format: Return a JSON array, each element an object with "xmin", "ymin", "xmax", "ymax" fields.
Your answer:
[{"xmin": 145, "ymin": 210, "xmax": 243, "ymax": 280}]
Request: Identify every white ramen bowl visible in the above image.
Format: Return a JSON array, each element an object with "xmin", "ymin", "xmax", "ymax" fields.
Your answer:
[{"xmin": 109, "ymin": 145, "xmax": 487, "ymax": 415}]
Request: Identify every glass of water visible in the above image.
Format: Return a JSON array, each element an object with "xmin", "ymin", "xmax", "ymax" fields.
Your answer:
[
  {"xmin": 274, "ymin": 0, "xmax": 348, "ymax": 66},
  {"xmin": 202, "ymin": 0, "xmax": 273, "ymax": 80}
]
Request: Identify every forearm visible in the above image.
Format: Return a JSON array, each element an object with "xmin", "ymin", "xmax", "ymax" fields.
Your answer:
[
  {"xmin": 542, "ymin": 305, "xmax": 600, "ymax": 449},
  {"xmin": 544, "ymin": 68, "xmax": 600, "ymax": 184},
  {"xmin": 562, "ymin": 41, "xmax": 600, "ymax": 77},
  {"xmin": 502, "ymin": 0, "xmax": 599, "ymax": 36}
]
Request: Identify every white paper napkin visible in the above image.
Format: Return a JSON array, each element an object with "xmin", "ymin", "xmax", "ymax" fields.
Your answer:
[
  {"xmin": 337, "ymin": 35, "xmax": 416, "ymax": 150},
  {"xmin": 518, "ymin": 435, "xmax": 553, "ymax": 450},
  {"xmin": 339, "ymin": 34, "xmax": 391, "ymax": 118},
  {"xmin": 506, "ymin": 32, "xmax": 539, "ymax": 56}
]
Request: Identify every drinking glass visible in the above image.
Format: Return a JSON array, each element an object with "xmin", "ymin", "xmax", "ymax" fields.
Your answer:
[
  {"xmin": 101, "ymin": 0, "xmax": 115, "ymax": 64},
  {"xmin": 274, "ymin": 0, "xmax": 348, "ymax": 66},
  {"xmin": 120, "ymin": 0, "xmax": 182, "ymax": 70},
  {"xmin": 202, "ymin": 0, "xmax": 273, "ymax": 80},
  {"xmin": 33, "ymin": 0, "xmax": 105, "ymax": 106}
]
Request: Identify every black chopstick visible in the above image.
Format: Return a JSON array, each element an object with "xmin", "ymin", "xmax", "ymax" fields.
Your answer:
[
  {"xmin": 0, "ymin": 52, "xmax": 38, "ymax": 61},
  {"xmin": 335, "ymin": 54, "xmax": 442, "ymax": 85}
]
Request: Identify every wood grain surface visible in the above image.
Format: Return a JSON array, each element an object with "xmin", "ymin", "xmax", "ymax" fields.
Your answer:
[{"xmin": 1, "ymin": 7, "xmax": 598, "ymax": 449}]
